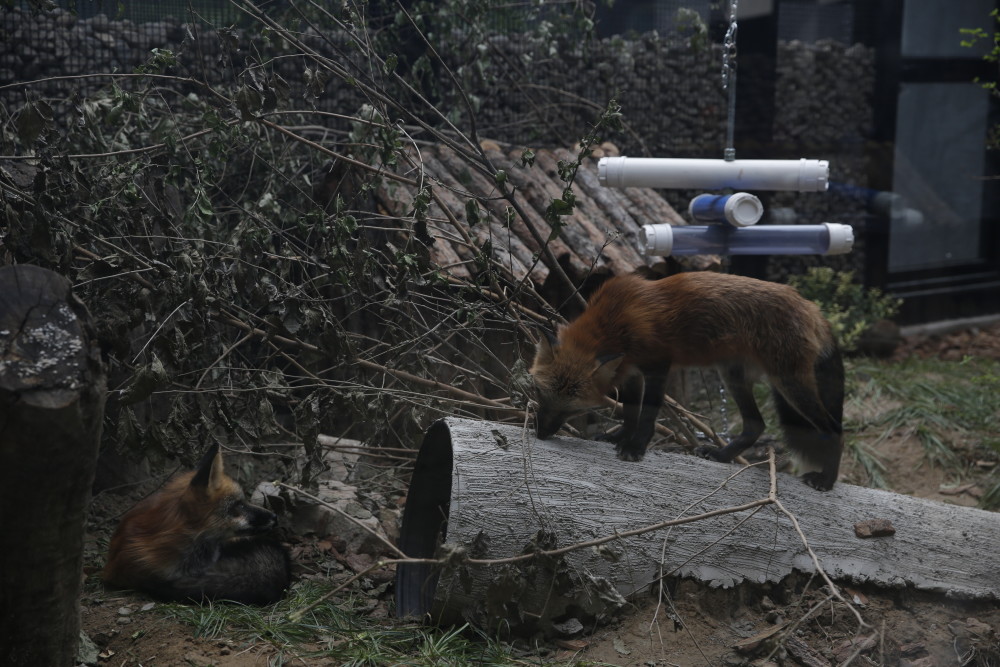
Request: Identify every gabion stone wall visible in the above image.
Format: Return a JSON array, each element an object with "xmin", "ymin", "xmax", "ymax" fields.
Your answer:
[
  {"xmin": 1, "ymin": 7, "xmax": 874, "ymax": 279},
  {"xmin": 767, "ymin": 40, "xmax": 875, "ymax": 281},
  {"xmin": 470, "ymin": 31, "xmax": 729, "ymax": 158},
  {"xmin": 0, "ymin": 8, "xmax": 186, "ymax": 82}
]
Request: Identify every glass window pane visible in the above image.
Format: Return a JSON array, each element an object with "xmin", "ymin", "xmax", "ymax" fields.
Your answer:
[
  {"xmin": 888, "ymin": 82, "xmax": 989, "ymax": 271},
  {"xmin": 902, "ymin": 0, "xmax": 995, "ymax": 58}
]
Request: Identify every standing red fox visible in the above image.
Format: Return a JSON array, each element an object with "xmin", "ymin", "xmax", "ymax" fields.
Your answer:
[
  {"xmin": 530, "ymin": 272, "xmax": 844, "ymax": 490},
  {"xmin": 103, "ymin": 445, "xmax": 291, "ymax": 604}
]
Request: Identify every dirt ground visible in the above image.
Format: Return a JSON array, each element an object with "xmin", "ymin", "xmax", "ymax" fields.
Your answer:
[{"xmin": 79, "ymin": 321, "xmax": 1000, "ymax": 666}]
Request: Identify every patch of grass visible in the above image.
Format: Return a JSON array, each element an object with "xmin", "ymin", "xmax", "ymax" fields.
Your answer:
[
  {"xmin": 847, "ymin": 355, "xmax": 1000, "ymax": 498},
  {"xmin": 846, "ymin": 438, "xmax": 889, "ymax": 489},
  {"xmin": 162, "ymin": 585, "xmax": 342, "ymax": 646},
  {"xmin": 160, "ymin": 581, "xmax": 594, "ymax": 665}
]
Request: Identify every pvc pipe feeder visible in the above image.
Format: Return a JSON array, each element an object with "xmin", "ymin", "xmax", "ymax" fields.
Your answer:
[
  {"xmin": 599, "ymin": 157, "xmax": 830, "ymax": 192},
  {"xmin": 688, "ymin": 193, "xmax": 763, "ymax": 227},
  {"xmin": 639, "ymin": 223, "xmax": 855, "ymax": 257}
]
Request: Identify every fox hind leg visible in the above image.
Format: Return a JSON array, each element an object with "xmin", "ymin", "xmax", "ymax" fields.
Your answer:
[
  {"xmin": 770, "ymin": 357, "xmax": 844, "ymax": 491},
  {"xmin": 696, "ymin": 363, "xmax": 765, "ymax": 463},
  {"xmin": 772, "ymin": 389, "xmax": 842, "ymax": 490}
]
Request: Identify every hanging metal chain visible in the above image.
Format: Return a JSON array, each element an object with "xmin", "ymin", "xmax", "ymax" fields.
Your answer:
[{"xmin": 722, "ymin": 0, "xmax": 739, "ymax": 161}]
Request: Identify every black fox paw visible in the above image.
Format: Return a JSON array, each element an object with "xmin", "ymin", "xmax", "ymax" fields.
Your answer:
[
  {"xmin": 615, "ymin": 445, "xmax": 645, "ymax": 462},
  {"xmin": 695, "ymin": 445, "xmax": 727, "ymax": 462},
  {"xmin": 801, "ymin": 471, "xmax": 835, "ymax": 491}
]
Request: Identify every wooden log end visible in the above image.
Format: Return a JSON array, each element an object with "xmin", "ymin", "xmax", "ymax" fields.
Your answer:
[{"xmin": 0, "ymin": 265, "xmax": 93, "ymax": 408}]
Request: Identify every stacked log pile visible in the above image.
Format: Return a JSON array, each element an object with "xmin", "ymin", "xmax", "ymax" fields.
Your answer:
[{"xmin": 374, "ymin": 141, "xmax": 705, "ymax": 296}]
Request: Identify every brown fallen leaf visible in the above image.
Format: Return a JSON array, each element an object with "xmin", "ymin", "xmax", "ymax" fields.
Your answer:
[
  {"xmin": 733, "ymin": 622, "xmax": 787, "ymax": 655},
  {"xmin": 843, "ymin": 587, "xmax": 869, "ymax": 606},
  {"xmin": 553, "ymin": 638, "xmax": 589, "ymax": 651}
]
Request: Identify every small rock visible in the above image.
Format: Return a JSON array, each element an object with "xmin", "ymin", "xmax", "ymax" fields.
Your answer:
[
  {"xmin": 345, "ymin": 552, "xmax": 374, "ymax": 573},
  {"xmin": 290, "ymin": 480, "xmax": 391, "ymax": 554},
  {"xmin": 551, "ymin": 617, "xmax": 584, "ymax": 637},
  {"xmin": 77, "ymin": 630, "xmax": 99, "ymax": 666},
  {"xmin": 854, "ymin": 518, "xmax": 896, "ymax": 538},
  {"xmin": 379, "ymin": 507, "xmax": 401, "ymax": 544},
  {"xmin": 344, "ymin": 500, "xmax": 372, "ymax": 520}
]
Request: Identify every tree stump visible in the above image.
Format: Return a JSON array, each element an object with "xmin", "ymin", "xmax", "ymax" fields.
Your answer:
[
  {"xmin": 0, "ymin": 265, "xmax": 106, "ymax": 666},
  {"xmin": 396, "ymin": 418, "xmax": 1000, "ymax": 636}
]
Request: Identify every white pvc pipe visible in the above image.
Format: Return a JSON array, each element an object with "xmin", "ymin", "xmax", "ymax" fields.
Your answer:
[
  {"xmin": 599, "ymin": 157, "xmax": 830, "ymax": 192},
  {"xmin": 688, "ymin": 192, "xmax": 763, "ymax": 227},
  {"xmin": 640, "ymin": 223, "xmax": 854, "ymax": 257}
]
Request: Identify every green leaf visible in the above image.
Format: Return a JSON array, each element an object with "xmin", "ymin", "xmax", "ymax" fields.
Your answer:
[
  {"xmin": 119, "ymin": 355, "xmax": 169, "ymax": 406},
  {"xmin": 384, "ymin": 53, "xmax": 398, "ymax": 75},
  {"xmin": 197, "ymin": 193, "xmax": 214, "ymax": 216},
  {"xmin": 264, "ymin": 74, "xmax": 290, "ymax": 111},
  {"xmin": 16, "ymin": 100, "xmax": 53, "ymax": 145},
  {"xmin": 303, "ymin": 67, "xmax": 329, "ymax": 103},
  {"xmin": 234, "ymin": 85, "xmax": 262, "ymax": 121},
  {"xmin": 465, "ymin": 198, "xmax": 481, "ymax": 226}
]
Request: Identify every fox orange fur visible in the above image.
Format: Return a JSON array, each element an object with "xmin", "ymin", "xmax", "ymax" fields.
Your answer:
[
  {"xmin": 103, "ymin": 445, "xmax": 291, "ymax": 604},
  {"xmin": 530, "ymin": 272, "xmax": 844, "ymax": 490}
]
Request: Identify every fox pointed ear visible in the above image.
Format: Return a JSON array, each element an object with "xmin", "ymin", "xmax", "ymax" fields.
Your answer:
[
  {"xmin": 191, "ymin": 444, "xmax": 223, "ymax": 490},
  {"xmin": 592, "ymin": 352, "xmax": 625, "ymax": 385},
  {"xmin": 533, "ymin": 328, "xmax": 560, "ymax": 365}
]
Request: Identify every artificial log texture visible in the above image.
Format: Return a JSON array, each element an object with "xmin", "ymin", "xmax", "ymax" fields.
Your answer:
[
  {"xmin": 0, "ymin": 265, "xmax": 106, "ymax": 666},
  {"xmin": 396, "ymin": 418, "xmax": 1000, "ymax": 635}
]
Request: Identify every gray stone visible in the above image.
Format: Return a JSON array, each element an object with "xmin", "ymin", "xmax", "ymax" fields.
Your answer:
[{"xmin": 76, "ymin": 630, "xmax": 99, "ymax": 666}]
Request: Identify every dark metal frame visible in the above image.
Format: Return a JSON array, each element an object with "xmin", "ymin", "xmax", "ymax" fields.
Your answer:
[{"xmin": 865, "ymin": 0, "xmax": 1000, "ymax": 323}]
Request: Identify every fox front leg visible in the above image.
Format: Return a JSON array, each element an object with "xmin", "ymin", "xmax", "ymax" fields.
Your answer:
[
  {"xmin": 596, "ymin": 372, "xmax": 644, "ymax": 446},
  {"xmin": 613, "ymin": 369, "xmax": 668, "ymax": 462}
]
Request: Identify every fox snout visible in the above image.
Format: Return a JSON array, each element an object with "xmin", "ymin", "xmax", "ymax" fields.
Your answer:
[
  {"xmin": 535, "ymin": 409, "xmax": 570, "ymax": 440},
  {"xmin": 235, "ymin": 501, "xmax": 278, "ymax": 534}
]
